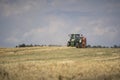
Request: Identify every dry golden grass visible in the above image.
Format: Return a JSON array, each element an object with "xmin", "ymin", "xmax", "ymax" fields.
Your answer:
[{"xmin": 0, "ymin": 47, "xmax": 120, "ymax": 80}]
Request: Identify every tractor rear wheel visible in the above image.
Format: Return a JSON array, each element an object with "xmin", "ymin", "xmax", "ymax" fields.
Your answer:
[{"xmin": 67, "ymin": 42, "xmax": 70, "ymax": 47}]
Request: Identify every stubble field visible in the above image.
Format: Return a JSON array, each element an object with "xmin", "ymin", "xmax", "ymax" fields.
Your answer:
[{"xmin": 0, "ymin": 47, "xmax": 120, "ymax": 80}]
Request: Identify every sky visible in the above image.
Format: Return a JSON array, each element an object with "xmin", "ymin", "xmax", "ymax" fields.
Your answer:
[{"xmin": 0, "ymin": 0, "xmax": 120, "ymax": 47}]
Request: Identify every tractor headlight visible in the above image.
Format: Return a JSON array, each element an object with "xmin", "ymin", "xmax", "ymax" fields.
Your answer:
[
  {"xmin": 79, "ymin": 39, "xmax": 82, "ymax": 43},
  {"xmin": 71, "ymin": 39, "xmax": 75, "ymax": 41}
]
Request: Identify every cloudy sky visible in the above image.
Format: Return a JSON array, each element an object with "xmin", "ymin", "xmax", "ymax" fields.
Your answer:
[{"xmin": 0, "ymin": 0, "xmax": 120, "ymax": 47}]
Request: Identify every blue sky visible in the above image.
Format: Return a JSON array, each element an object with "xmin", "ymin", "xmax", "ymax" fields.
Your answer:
[{"xmin": 0, "ymin": 0, "xmax": 120, "ymax": 47}]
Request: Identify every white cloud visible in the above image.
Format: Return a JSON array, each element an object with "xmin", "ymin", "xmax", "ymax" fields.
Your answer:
[
  {"xmin": 0, "ymin": 0, "xmax": 48, "ymax": 16},
  {"xmin": 6, "ymin": 37, "xmax": 19, "ymax": 43},
  {"xmin": 50, "ymin": 0, "xmax": 92, "ymax": 12}
]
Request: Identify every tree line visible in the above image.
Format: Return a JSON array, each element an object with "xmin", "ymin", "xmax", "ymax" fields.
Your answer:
[
  {"xmin": 16, "ymin": 43, "xmax": 62, "ymax": 48},
  {"xmin": 86, "ymin": 44, "xmax": 120, "ymax": 48},
  {"xmin": 16, "ymin": 43, "xmax": 120, "ymax": 48}
]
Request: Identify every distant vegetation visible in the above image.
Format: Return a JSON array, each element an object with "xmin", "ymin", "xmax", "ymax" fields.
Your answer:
[
  {"xmin": 87, "ymin": 44, "xmax": 120, "ymax": 48},
  {"xmin": 16, "ymin": 43, "xmax": 120, "ymax": 48},
  {"xmin": 16, "ymin": 43, "xmax": 62, "ymax": 48},
  {"xmin": 86, "ymin": 45, "xmax": 109, "ymax": 48}
]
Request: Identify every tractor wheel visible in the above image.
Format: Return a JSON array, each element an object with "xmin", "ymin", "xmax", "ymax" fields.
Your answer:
[{"xmin": 67, "ymin": 42, "xmax": 70, "ymax": 47}]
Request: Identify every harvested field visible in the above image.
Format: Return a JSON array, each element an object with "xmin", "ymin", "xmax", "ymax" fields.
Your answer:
[{"xmin": 0, "ymin": 47, "xmax": 120, "ymax": 80}]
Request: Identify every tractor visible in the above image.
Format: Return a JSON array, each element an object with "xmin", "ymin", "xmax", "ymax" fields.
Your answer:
[{"xmin": 67, "ymin": 34, "xmax": 86, "ymax": 48}]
